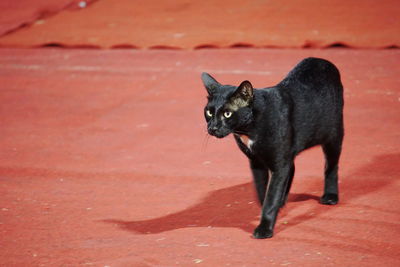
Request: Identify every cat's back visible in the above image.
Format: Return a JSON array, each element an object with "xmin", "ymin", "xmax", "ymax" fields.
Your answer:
[
  {"xmin": 277, "ymin": 57, "xmax": 343, "ymax": 108},
  {"xmin": 280, "ymin": 57, "xmax": 343, "ymax": 94}
]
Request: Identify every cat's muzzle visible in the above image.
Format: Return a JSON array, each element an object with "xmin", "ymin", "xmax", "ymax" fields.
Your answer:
[{"xmin": 208, "ymin": 127, "xmax": 230, "ymax": 138}]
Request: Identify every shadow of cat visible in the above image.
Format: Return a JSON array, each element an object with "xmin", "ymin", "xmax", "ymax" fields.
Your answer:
[
  {"xmin": 102, "ymin": 153, "xmax": 400, "ymax": 235},
  {"xmin": 103, "ymin": 182, "xmax": 260, "ymax": 234}
]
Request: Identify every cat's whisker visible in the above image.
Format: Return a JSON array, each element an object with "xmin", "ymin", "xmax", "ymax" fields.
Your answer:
[{"xmin": 202, "ymin": 132, "xmax": 211, "ymax": 151}]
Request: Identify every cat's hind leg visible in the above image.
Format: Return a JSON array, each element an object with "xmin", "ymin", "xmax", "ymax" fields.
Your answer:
[
  {"xmin": 250, "ymin": 159, "xmax": 269, "ymax": 206},
  {"xmin": 320, "ymin": 138, "xmax": 342, "ymax": 205}
]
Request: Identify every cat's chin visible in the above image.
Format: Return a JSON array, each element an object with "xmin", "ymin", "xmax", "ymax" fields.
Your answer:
[
  {"xmin": 209, "ymin": 131, "xmax": 231, "ymax": 139},
  {"xmin": 213, "ymin": 133, "xmax": 230, "ymax": 139}
]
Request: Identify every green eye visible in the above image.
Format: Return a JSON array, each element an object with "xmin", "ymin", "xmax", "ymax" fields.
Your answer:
[
  {"xmin": 206, "ymin": 110, "xmax": 213, "ymax": 117},
  {"xmin": 224, "ymin": 111, "xmax": 232, "ymax": 118}
]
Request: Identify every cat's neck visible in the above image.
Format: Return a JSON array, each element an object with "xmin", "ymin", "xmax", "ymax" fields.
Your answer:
[{"xmin": 234, "ymin": 133, "xmax": 254, "ymax": 150}]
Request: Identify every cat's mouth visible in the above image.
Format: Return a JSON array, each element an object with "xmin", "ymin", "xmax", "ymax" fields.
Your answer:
[{"xmin": 208, "ymin": 128, "xmax": 231, "ymax": 138}]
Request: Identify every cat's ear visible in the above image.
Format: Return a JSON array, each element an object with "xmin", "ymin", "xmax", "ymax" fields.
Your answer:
[
  {"xmin": 232, "ymin": 80, "xmax": 254, "ymax": 103},
  {"xmin": 201, "ymin": 72, "xmax": 220, "ymax": 95}
]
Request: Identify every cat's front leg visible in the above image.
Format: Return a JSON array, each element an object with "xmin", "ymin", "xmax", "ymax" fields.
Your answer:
[
  {"xmin": 253, "ymin": 164, "xmax": 291, "ymax": 239},
  {"xmin": 250, "ymin": 159, "xmax": 269, "ymax": 205}
]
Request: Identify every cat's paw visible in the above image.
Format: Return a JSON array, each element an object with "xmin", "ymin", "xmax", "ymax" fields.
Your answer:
[
  {"xmin": 320, "ymin": 193, "xmax": 338, "ymax": 205},
  {"xmin": 253, "ymin": 226, "xmax": 273, "ymax": 239}
]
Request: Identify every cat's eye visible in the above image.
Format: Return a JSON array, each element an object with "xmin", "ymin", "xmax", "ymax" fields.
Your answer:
[
  {"xmin": 224, "ymin": 111, "xmax": 233, "ymax": 118},
  {"xmin": 206, "ymin": 110, "xmax": 213, "ymax": 117}
]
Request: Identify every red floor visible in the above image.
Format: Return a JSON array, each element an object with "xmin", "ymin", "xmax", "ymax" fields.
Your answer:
[{"xmin": 0, "ymin": 48, "xmax": 399, "ymax": 266}]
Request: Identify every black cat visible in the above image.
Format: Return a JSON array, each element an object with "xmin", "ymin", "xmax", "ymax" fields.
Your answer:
[{"xmin": 202, "ymin": 57, "xmax": 344, "ymax": 239}]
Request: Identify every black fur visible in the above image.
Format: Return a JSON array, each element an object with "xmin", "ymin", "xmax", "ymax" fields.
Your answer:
[{"xmin": 202, "ymin": 57, "xmax": 344, "ymax": 239}]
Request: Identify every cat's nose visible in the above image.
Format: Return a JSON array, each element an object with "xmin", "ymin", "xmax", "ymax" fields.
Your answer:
[{"xmin": 208, "ymin": 126, "xmax": 218, "ymax": 135}]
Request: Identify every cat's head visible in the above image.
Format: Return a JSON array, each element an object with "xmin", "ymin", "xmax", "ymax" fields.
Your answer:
[{"xmin": 202, "ymin": 72, "xmax": 254, "ymax": 138}]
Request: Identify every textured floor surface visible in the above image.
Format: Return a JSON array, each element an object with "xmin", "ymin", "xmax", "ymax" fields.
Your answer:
[
  {"xmin": 0, "ymin": 0, "xmax": 399, "ymax": 49},
  {"xmin": 0, "ymin": 48, "xmax": 399, "ymax": 266}
]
